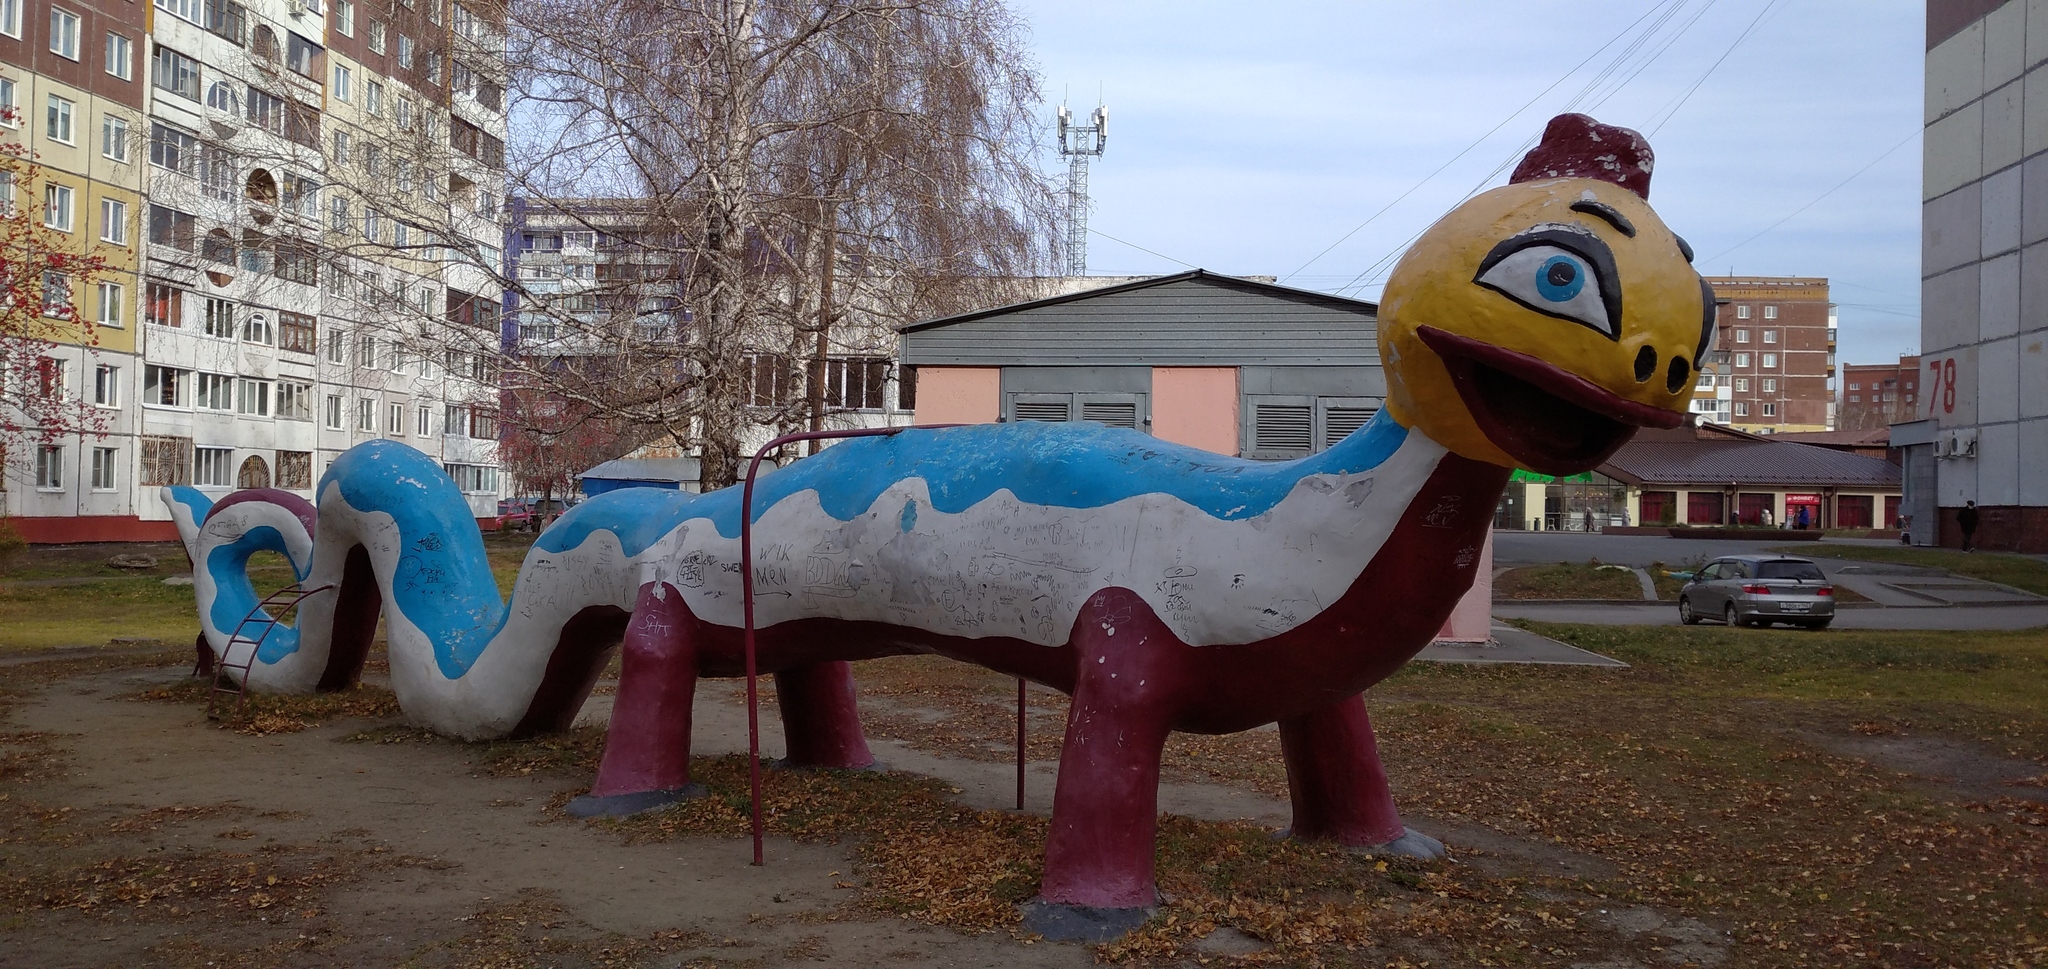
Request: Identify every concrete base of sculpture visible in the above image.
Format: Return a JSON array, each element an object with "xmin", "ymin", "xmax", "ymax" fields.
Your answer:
[
  {"xmin": 1020, "ymin": 897, "xmax": 1157, "ymax": 943},
  {"xmin": 564, "ymin": 784, "xmax": 706, "ymax": 818}
]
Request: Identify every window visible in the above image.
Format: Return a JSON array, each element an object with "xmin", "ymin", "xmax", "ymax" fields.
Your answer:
[
  {"xmin": 1734, "ymin": 401, "xmax": 1749, "ymax": 416},
  {"xmin": 195, "ymin": 372, "xmax": 234, "ymax": 410},
  {"xmin": 331, "ymin": 128, "xmax": 351, "ymax": 166},
  {"xmin": 36, "ymin": 445, "xmax": 63, "ymax": 489},
  {"xmin": 91, "ymin": 447, "xmax": 117, "ymax": 491},
  {"xmin": 357, "ymin": 333, "xmax": 378, "ymax": 369},
  {"xmin": 153, "ymin": 46, "xmax": 201, "ymax": 101},
  {"xmin": 245, "ymin": 86, "xmax": 285, "ymax": 136},
  {"xmin": 1735, "ymin": 330, "xmax": 1749, "ymax": 344},
  {"xmin": 1761, "ymin": 402, "xmax": 1777, "ymax": 417},
  {"xmin": 324, "ymin": 394, "xmax": 343, "ymax": 429},
  {"xmin": 242, "ymin": 310, "xmax": 272, "ymax": 345},
  {"xmin": 385, "ymin": 401, "xmax": 403, "ymax": 434},
  {"xmin": 237, "ymin": 378, "xmax": 270, "ymax": 416},
  {"xmin": 46, "ymin": 94, "xmax": 74, "ymax": 144},
  {"xmin": 1734, "ymin": 352, "xmax": 1751, "ymax": 368},
  {"xmin": 1761, "ymin": 353, "xmax": 1778, "ymax": 368},
  {"xmin": 144, "ymin": 365, "xmax": 187, "ymax": 405},
  {"xmin": 202, "ymin": 298, "xmax": 235, "ymax": 339},
  {"xmin": 95, "ymin": 280, "xmax": 122, "ymax": 326},
  {"xmin": 395, "ymin": 97, "xmax": 412, "ymax": 129},
  {"xmin": 40, "ymin": 271, "xmax": 71, "ymax": 317},
  {"xmin": 0, "ymin": 170, "xmax": 11, "ymax": 216},
  {"xmin": 252, "ymin": 24, "xmax": 278, "ymax": 60},
  {"xmin": 203, "ymin": 0, "xmax": 244, "ymax": 43},
  {"xmin": 1694, "ymin": 372, "xmax": 1714, "ymax": 391},
  {"xmin": 94, "ymin": 364, "xmax": 119, "ymax": 406},
  {"xmin": 1734, "ymin": 377, "xmax": 1749, "ymax": 392},
  {"xmin": 1, "ymin": 0, "xmax": 18, "ymax": 38},
  {"xmin": 275, "ymin": 239, "xmax": 319, "ymax": 285},
  {"xmin": 101, "ymin": 115, "xmax": 129, "ymax": 162},
  {"xmin": 276, "ymin": 383, "xmax": 311, "ymax": 421},
  {"xmin": 49, "ymin": 8, "xmax": 79, "ymax": 59},
  {"xmin": 145, "ymin": 282, "xmax": 183, "ymax": 328},
  {"xmin": 396, "ymin": 34, "xmax": 413, "ymax": 68},
  {"xmin": 365, "ymin": 80, "xmax": 383, "ymax": 116},
  {"xmin": 415, "ymin": 405, "xmax": 431, "ymax": 436},
  {"xmin": 99, "ymin": 198, "xmax": 127, "ymax": 244},
  {"xmin": 147, "ymin": 204, "xmax": 196, "ymax": 250},
  {"xmin": 140, "ymin": 436, "xmax": 193, "ymax": 485},
  {"xmin": 329, "ymin": 194, "xmax": 351, "ymax": 232},
  {"xmin": 276, "ymin": 450, "xmax": 312, "ymax": 489},
  {"xmin": 367, "ymin": 20, "xmax": 385, "ymax": 54},
  {"xmin": 325, "ymin": 328, "xmax": 345, "ymax": 364},
  {"xmin": 1849, "ymin": 394, "xmax": 1860, "ymax": 403},
  {"xmin": 1763, "ymin": 305, "xmax": 1778, "ymax": 320},
  {"xmin": 1763, "ymin": 329, "xmax": 1778, "ymax": 344},
  {"xmin": 194, "ymin": 447, "xmax": 234, "ymax": 487},
  {"xmin": 149, "ymin": 122, "xmax": 197, "ymax": 173},
  {"xmin": 105, "ymin": 33, "xmax": 133, "ymax": 80},
  {"xmin": 154, "ymin": 0, "xmax": 201, "ymax": 26},
  {"xmin": 199, "ymin": 144, "xmax": 235, "ymax": 200},
  {"xmin": 279, "ymin": 312, "xmax": 315, "ymax": 354},
  {"xmin": 332, "ymin": 64, "xmax": 351, "ymax": 101},
  {"xmin": 1762, "ymin": 378, "xmax": 1777, "ymax": 393},
  {"xmin": 43, "ymin": 183, "xmax": 72, "ymax": 231},
  {"xmin": 35, "ymin": 356, "xmax": 65, "ymax": 397},
  {"xmin": 356, "ymin": 397, "xmax": 374, "ymax": 430},
  {"xmin": 204, "ymin": 79, "xmax": 236, "ymax": 113},
  {"xmin": 334, "ymin": 0, "xmax": 353, "ymax": 35},
  {"xmin": 445, "ymin": 464, "xmax": 498, "ymax": 494},
  {"xmin": 286, "ymin": 34, "xmax": 322, "ymax": 79},
  {"xmin": 0, "ymin": 77, "xmax": 15, "ymax": 127},
  {"xmin": 1735, "ymin": 305, "xmax": 1751, "ymax": 320},
  {"xmin": 469, "ymin": 408, "xmax": 498, "ymax": 439}
]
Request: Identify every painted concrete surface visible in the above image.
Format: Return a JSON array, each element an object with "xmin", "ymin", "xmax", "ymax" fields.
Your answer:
[
  {"xmin": 1417, "ymin": 623, "xmax": 1627, "ymax": 667},
  {"xmin": 1149, "ymin": 367, "xmax": 1241, "ymax": 455},
  {"xmin": 909, "ymin": 367, "xmax": 1001, "ymax": 425},
  {"xmin": 1494, "ymin": 601, "xmax": 2048, "ymax": 630}
]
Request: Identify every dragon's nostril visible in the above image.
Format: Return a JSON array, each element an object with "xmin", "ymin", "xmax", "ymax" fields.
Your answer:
[
  {"xmin": 1633, "ymin": 346, "xmax": 1657, "ymax": 383},
  {"xmin": 1666, "ymin": 356, "xmax": 1691, "ymax": 394}
]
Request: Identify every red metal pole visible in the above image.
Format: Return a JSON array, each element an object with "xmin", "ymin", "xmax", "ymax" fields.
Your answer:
[
  {"xmin": 1016, "ymin": 677, "xmax": 1027, "ymax": 810},
  {"xmin": 739, "ymin": 423, "xmax": 953, "ymax": 867}
]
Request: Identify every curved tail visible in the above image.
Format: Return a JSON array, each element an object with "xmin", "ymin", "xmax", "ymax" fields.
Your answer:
[{"xmin": 165, "ymin": 440, "xmax": 656, "ymax": 738}]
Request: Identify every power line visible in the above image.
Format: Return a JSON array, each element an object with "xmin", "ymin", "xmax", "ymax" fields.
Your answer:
[
  {"xmin": 1648, "ymin": 0, "xmax": 1786, "ymax": 135},
  {"xmin": 1701, "ymin": 129, "xmax": 1918, "ymax": 264},
  {"xmin": 1086, "ymin": 227, "xmax": 1199, "ymax": 270},
  {"xmin": 1279, "ymin": 0, "xmax": 1688, "ymax": 283}
]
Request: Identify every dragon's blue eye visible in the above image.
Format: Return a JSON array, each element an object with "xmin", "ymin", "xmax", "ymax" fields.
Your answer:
[{"xmin": 1535, "ymin": 255, "xmax": 1585, "ymax": 302}]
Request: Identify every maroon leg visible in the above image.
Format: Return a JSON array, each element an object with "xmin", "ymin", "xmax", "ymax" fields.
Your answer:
[
  {"xmin": 1279, "ymin": 694, "xmax": 1442, "ymax": 857},
  {"xmin": 774, "ymin": 660, "xmax": 876, "ymax": 769},
  {"xmin": 1038, "ymin": 590, "xmax": 1180, "ymax": 914},
  {"xmin": 569, "ymin": 583, "xmax": 701, "ymax": 817}
]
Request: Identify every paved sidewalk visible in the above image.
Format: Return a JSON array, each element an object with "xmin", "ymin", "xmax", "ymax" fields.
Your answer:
[
  {"xmin": 1494, "ymin": 601, "xmax": 2048, "ymax": 630},
  {"xmin": 1418, "ymin": 623, "xmax": 1628, "ymax": 666}
]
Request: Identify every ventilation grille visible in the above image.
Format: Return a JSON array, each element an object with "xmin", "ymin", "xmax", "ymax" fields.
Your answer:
[
  {"xmin": 1253, "ymin": 404, "xmax": 1313, "ymax": 452},
  {"xmin": 1081, "ymin": 401, "xmax": 1139, "ymax": 428},
  {"xmin": 1323, "ymin": 406, "xmax": 1376, "ymax": 447},
  {"xmin": 1012, "ymin": 401, "xmax": 1070, "ymax": 422}
]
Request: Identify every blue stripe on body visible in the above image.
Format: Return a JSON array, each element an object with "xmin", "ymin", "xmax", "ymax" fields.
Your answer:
[
  {"xmin": 320, "ymin": 442, "xmax": 513, "ymax": 679},
  {"xmin": 204, "ymin": 525, "xmax": 311, "ymax": 664},
  {"xmin": 165, "ymin": 485, "xmax": 214, "ymax": 526},
  {"xmin": 539, "ymin": 410, "xmax": 1410, "ymax": 557}
]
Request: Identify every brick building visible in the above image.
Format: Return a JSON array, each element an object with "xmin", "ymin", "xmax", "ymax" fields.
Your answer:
[
  {"xmin": 1839, "ymin": 355, "xmax": 1921, "ymax": 431},
  {"xmin": 1701, "ymin": 276, "xmax": 1836, "ymax": 433}
]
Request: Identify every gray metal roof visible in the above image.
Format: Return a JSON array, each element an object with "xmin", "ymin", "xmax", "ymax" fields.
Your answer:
[
  {"xmin": 580, "ymin": 457, "xmax": 701, "ymax": 482},
  {"xmin": 1600, "ymin": 440, "xmax": 1901, "ymax": 489},
  {"xmin": 899, "ymin": 270, "xmax": 1381, "ymax": 368}
]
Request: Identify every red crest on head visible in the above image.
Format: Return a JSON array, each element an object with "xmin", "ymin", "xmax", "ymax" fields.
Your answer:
[{"xmin": 1509, "ymin": 113, "xmax": 1655, "ymax": 200}]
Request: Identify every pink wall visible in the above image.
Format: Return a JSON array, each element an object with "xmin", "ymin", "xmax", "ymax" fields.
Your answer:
[
  {"xmin": 1151, "ymin": 368, "xmax": 1241, "ymax": 456},
  {"xmin": 912, "ymin": 367, "xmax": 1001, "ymax": 425}
]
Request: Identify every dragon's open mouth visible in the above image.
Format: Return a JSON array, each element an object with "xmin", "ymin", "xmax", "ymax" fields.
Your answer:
[{"xmin": 1417, "ymin": 326, "xmax": 1684, "ymax": 476}]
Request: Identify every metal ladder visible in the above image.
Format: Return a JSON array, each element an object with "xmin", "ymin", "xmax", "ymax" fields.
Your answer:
[{"xmin": 205, "ymin": 584, "xmax": 334, "ymax": 721}]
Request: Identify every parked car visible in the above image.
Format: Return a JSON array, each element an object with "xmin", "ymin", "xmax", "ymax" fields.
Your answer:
[
  {"xmin": 496, "ymin": 498, "xmax": 540, "ymax": 531},
  {"xmin": 1678, "ymin": 555, "xmax": 1835, "ymax": 629}
]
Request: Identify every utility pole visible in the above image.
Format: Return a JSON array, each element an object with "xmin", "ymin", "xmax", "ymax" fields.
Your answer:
[{"xmin": 1056, "ymin": 100, "xmax": 1107, "ymax": 276}]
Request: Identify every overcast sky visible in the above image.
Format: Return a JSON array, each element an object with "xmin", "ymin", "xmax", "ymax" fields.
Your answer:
[{"xmin": 1012, "ymin": 0, "xmax": 1924, "ymax": 366}]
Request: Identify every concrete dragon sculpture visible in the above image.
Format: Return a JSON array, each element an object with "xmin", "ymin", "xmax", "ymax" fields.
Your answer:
[{"xmin": 168, "ymin": 114, "xmax": 1710, "ymax": 929}]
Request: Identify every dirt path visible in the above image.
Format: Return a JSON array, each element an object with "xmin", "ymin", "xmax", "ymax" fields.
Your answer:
[{"xmin": 5, "ymin": 666, "xmax": 1097, "ymax": 968}]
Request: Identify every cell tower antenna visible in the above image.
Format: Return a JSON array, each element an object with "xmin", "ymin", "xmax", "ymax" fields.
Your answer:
[{"xmin": 1056, "ymin": 96, "xmax": 1108, "ymax": 276}]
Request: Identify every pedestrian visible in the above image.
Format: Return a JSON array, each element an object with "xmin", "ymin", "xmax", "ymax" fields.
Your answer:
[
  {"xmin": 1795, "ymin": 506, "xmax": 1809, "ymax": 530},
  {"xmin": 1761, "ymin": 507, "xmax": 1774, "ymax": 528},
  {"xmin": 1959, "ymin": 501, "xmax": 1979, "ymax": 552}
]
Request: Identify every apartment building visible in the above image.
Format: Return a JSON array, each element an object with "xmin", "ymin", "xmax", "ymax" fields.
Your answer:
[
  {"xmin": 1839, "ymin": 354, "xmax": 1922, "ymax": 431},
  {"xmin": 1700, "ymin": 275, "xmax": 1836, "ymax": 434},
  {"xmin": 1, "ymin": 0, "xmax": 148, "ymax": 540},
  {"xmin": 503, "ymin": 198, "xmax": 916, "ymax": 492},
  {"xmin": 2, "ymin": 0, "xmax": 509, "ymax": 541},
  {"xmin": 1905, "ymin": 0, "xmax": 2048, "ymax": 551}
]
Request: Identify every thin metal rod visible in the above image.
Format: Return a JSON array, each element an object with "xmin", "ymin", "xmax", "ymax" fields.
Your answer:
[
  {"xmin": 740, "ymin": 423, "xmax": 954, "ymax": 867},
  {"xmin": 1016, "ymin": 677, "xmax": 1027, "ymax": 810}
]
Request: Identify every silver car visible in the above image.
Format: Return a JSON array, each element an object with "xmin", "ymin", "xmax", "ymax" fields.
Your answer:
[{"xmin": 1678, "ymin": 555, "xmax": 1836, "ymax": 630}]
